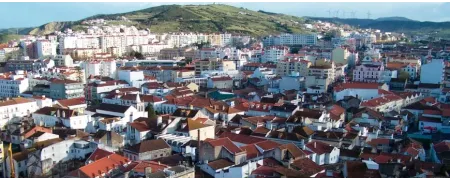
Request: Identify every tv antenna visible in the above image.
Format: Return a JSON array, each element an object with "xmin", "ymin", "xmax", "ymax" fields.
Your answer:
[
  {"xmin": 367, "ymin": 11, "xmax": 372, "ymax": 19},
  {"xmin": 351, "ymin": 11, "xmax": 357, "ymax": 18},
  {"xmin": 326, "ymin": 9, "xmax": 332, "ymax": 18}
]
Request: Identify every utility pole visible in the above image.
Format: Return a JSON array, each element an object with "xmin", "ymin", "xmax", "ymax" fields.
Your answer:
[{"xmin": 367, "ymin": 11, "xmax": 372, "ymax": 19}]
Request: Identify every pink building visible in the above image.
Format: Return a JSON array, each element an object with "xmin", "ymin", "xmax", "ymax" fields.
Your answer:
[{"xmin": 353, "ymin": 63, "xmax": 385, "ymax": 83}]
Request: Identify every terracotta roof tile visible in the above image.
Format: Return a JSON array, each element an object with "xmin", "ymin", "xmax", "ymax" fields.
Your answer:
[
  {"xmin": 305, "ymin": 141, "xmax": 335, "ymax": 155},
  {"xmin": 218, "ymin": 132, "xmax": 266, "ymax": 145},
  {"xmin": 255, "ymin": 140, "xmax": 281, "ymax": 151},
  {"xmin": 241, "ymin": 144, "xmax": 261, "ymax": 159},
  {"xmin": 204, "ymin": 137, "xmax": 244, "ymax": 154},
  {"xmin": 86, "ymin": 148, "xmax": 113, "ymax": 163},
  {"xmin": 207, "ymin": 159, "xmax": 234, "ymax": 170},
  {"xmin": 56, "ymin": 97, "xmax": 86, "ymax": 107},
  {"xmin": 278, "ymin": 143, "xmax": 307, "ymax": 158},
  {"xmin": 68, "ymin": 153, "xmax": 129, "ymax": 178},
  {"xmin": 334, "ymin": 82, "xmax": 379, "ymax": 92}
]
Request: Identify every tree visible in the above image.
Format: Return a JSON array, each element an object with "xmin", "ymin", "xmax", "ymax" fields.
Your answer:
[
  {"xmin": 147, "ymin": 104, "xmax": 157, "ymax": 119},
  {"xmin": 398, "ymin": 71, "xmax": 410, "ymax": 81},
  {"xmin": 185, "ymin": 57, "xmax": 193, "ymax": 65},
  {"xmin": 289, "ymin": 47, "xmax": 300, "ymax": 54}
]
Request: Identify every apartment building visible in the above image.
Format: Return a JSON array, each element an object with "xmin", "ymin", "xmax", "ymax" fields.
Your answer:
[
  {"xmin": 85, "ymin": 60, "xmax": 117, "ymax": 79},
  {"xmin": 49, "ymin": 79, "xmax": 84, "ymax": 100},
  {"xmin": 261, "ymin": 46, "xmax": 289, "ymax": 63},
  {"xmin": 194, "ymin": 59, "xmax": 236, "ymax": 76},
  {"xmin": 276, "ymin": 59, "xmax": 311, "ymax": 76},
  {"xmin": 0, "ymin": 71, "xmax": 29, "ymax": 98}
]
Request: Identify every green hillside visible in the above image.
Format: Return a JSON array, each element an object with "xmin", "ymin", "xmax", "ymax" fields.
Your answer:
[
  {"xmin": 307, "ymin": 17, "xmax": 450, "ymax": 38},
  {"xmin": 0, "ymin": 34, "xmax": 22, "ymax": 44},
  {"xmin": 10, "ymin": 4, "xmax": 311, "ymax": 37}
]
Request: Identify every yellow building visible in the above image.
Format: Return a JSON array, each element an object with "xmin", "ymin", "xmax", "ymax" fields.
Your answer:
[
  {"xmin": 194, "ymin": 59, "xmax": 236, "ymax": 76},
  {"xmin": 171, "ymin": 69, "xmax": 196, "ymax": 82},
  {"xmin": 207, "ymin": 34, "xmax": 222, "ymax": 46},
  {"xmin": 276, "ymin": 59, "xmax": 311, "ymax": 76},
  {"xmin": 331, "ymin": 46, "xmax": 350, "ymax": 64}
]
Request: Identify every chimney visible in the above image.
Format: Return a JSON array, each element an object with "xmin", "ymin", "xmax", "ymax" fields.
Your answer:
[
  {"xmin": 197, "ymin": 128, "xmax": 202, "ymax": 163},
  {"xmin": 129, "ymin": 113, "xmax": 133, "ymax": 123},
  {"xmin": 314, "ymin": 141, "xmax": 317, "ymax": 149},
  {"xmin": 157, "ymin": 116, "xmax": 162, "ymax": 125}
]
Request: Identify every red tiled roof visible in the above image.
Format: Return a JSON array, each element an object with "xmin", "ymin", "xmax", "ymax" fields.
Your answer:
[
  {"xmin": 204, "ymin": 137, "xmax": 244, "ymax": 154},
  {"xmin": 334, "ymin": 82, "xmax": 379, "ymax": 92},
  {"xmin": 219, "ymin": 131, "xmax": 266, "ymax": 145},
  {"xmin": 86, "ymin": 148, "xmax": 113, "ymax": 164},
  {"xmin": 290, "ymin": 158, "xmax": 325, "ymax": 177},
  {"xmin": 369, "ymin": 138, "xmax": 391, "ymax": 145},
  {"xmin": 128, "ymin": 121, "xmax": 150, "ymax": 132},
  {"xmin": 56, "ymin": 97, "xmax": 86, "ymax": 107},
  {"xmin": 305, "ymin": 141, "xmax": 335, "ymax": 155},
  {"xmin": 345, "ymin": 161, "xmax": 381, "ymax": 178},
  {"xmin": 433, "ymin": 141, "xmax": 450, "ymax": 153},
  {"xmin": 329, "ymin": 104, "xmax": 345, "ymax": 120},
  {"xmin": 360, "ymin": 152, "xmax": 380, "ymax": 160},
  {"xmin": 423, "ymin": 109, "xmax": 442, "ymax": 115},
  {"xmin": 255, "ymin": 140, "xmax": 281, "ymax": 151},
  {"xmin": 130, "ymin": 161, "xmax": 169, "ymax": 173},
  {"xmin": 251, "ymin": 166, "xmax": 279, "ymax": 177},
  {"xmin": 211, "ymin": 76, "xmax": 232, "ymax": 82},
  {"xmin": 278, "ymin": 143, "xmax": 307, "ymax": 158},
  {"xmin": 68, "ymin": 153, "xmax": 129, "ymax": 178},
  {"xmin": 207, "ymin": 159, "xmax": 235, "ymax": 170},
  {"xmin": 241, "ymin": 144, "xmax": 261, "ymax": 159},
  {"xmin": 360, "ymin": 94, "xmax": 402, "ymax": 107}
]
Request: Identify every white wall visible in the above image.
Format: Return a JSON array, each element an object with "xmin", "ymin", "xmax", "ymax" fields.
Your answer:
[
  {"xmin": 420, "ymin": 59, "xmax": 444, "ymax": 84},
  {"xmin": 334, "ymin": 88, "xmax": 379, "ymax": 101}
]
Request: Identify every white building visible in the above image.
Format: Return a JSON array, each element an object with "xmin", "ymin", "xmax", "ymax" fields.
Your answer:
[
  {"xmin": 36, "ymin": 40, "xmax": 58, "ymax": 58},
  {"xmin": 85, "ymin": 60, "xmax": 117, "ymax": 79},
  {"xmin": 52, "ymin": 55, "xmax": 74, "ymax": 67},
  {"xmin": 0, "ymin": 97, "xmax": 39, "ymax": 128},
  {"xmin": 334, "ymin": 82, "xmax": 383, "ymax": 101},
  {"xmin": 118, "ymin": 68, "xmax": 146, "ymax": 88},
  {"xmin": 0, "ymin": 71, "xmax": 29, "ymax": 98},
  {"xmin": 305, "ymin": 141, "xmax": 340, "ymax": 165},
  {"xmin": 261, "ymin": 46, "xmax": 289, "ymax": 63},
  {"xmin": 26, "ymin": 139, "xmax": 96, "ymax": 177},
  {"xmin": 420, "ymin": 59, "xmax": 445, "ymax": 85},
  {"xmin": 280, "ymin": 33, "xmax": 317, "ymax": 45},
  {"xmin": 32, "ymin": 107, "xmax": 91, "ymax": 129}
]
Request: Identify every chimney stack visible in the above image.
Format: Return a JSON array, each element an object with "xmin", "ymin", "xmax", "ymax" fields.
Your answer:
[
  {"xmin": 314, "ymin": 141, "xmax": 317, "ymax": 149},
  {"xmin": 157, "ymin": 116, "xmax": 162, "ymax": 125},
  {"xmin": 197, "ymin": 128, "xmax": 202, "ymax": 163}
]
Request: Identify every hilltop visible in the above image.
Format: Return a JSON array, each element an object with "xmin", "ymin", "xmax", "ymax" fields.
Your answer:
[
  {"xmin": 375, "ymin": 16, "xmax": 414, "ymax": 22},
  {"xmin": 306, "ymin": 17, "xmax": 450, "ymax": 38},
  {"xmin": 3, "ymin": 4, "xmax": 311, "ymax": 37}
]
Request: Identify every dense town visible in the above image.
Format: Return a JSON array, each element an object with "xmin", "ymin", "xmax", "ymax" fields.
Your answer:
[{"xmin": 0, "ymin": 14, "xmax": 449, "ymax": 178}]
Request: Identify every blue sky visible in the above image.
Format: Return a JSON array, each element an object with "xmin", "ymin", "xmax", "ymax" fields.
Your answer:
[{"xmin": 0, "ymin": 2, "xmax": 449, "ymax": 29}]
